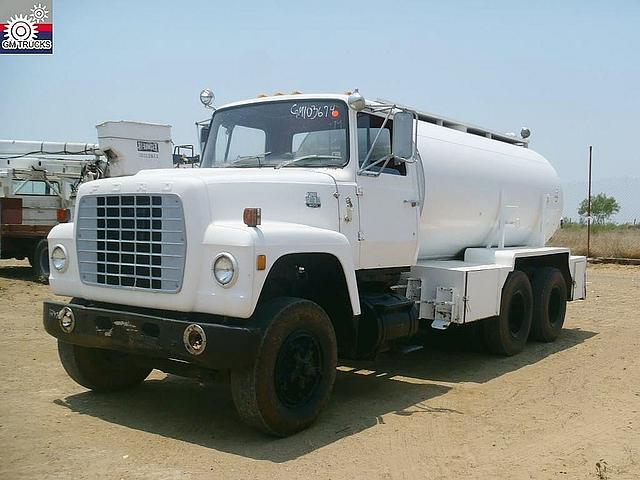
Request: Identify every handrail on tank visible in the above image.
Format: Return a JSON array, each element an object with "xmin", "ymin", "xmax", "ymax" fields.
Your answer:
[{"xmin": 376, "ymin": 98, "xmax": 529, "ymax": 148}]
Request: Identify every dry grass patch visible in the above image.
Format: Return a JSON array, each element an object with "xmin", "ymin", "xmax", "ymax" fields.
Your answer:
[{"xmin": 548, "ymin": 225, "xmax": 640, "ymax": 258}]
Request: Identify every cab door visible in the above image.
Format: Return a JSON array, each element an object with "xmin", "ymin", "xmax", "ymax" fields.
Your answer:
[{"xmin": 355, "ymin": 112, "xmax": 420, "ymax": 268}]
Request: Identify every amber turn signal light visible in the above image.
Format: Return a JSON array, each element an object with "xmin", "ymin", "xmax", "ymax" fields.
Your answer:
[
  {"xmin": 256, "ymin": 255, "xmax": 267, "ymax": 271},
  {"xmin": 57, "ymin": 208, "xmax": 70, "ymax": 223},
  {"xmin": 243, "ymin": 208, "xmax": 261, "ymax": 227}
]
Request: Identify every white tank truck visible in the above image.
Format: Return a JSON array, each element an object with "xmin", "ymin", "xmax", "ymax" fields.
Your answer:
[{"xmin": 42, "ymin": 91, "xmax": 587, "ymax": 436}]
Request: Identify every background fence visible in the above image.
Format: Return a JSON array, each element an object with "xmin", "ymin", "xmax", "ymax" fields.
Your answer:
[
  {"xmin": 562, "ymin": 176, "xmax": 640, "ymax": 225},
  {"xmin": 547, "ymin": 176, "xmax": 640, "ymax": 258}
]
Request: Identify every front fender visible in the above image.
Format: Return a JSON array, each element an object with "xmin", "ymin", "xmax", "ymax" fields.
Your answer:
[
  {"xmin": 48, "ymin": 220, "xmax": 360, "ymax": 320},
  {"xmin": 249, "ymin": 222, "xmax": 360, "ymax": 317}
]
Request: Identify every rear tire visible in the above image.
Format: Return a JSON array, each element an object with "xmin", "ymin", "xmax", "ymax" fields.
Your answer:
[
  {"xmin": 484, "ymin": 270, "xmax": 533, "ymax": 356},
  {"xmin": 530, "ymin": 267, "xmax": 567, "ymax": 342},
  {"xmin": 58, "ymin": 341, "xmax": 152, "ymax": 392},
  {"xmin": 32, "ymin": 239, "xmax": 49, "ymax": 284},
  {"xmin": 230, "ymin": 297, "xmax": 337, "ymax": 437}
]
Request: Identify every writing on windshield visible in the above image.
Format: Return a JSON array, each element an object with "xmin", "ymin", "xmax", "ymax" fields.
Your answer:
[{"xmin": 201, "ymin": 99, "xmax": 349, "ymax": 169}]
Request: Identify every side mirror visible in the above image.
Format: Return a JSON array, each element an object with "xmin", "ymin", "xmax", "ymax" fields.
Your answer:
[{"xmin": 392, "ymin": 111, "xmax": 414, "ymax": 159}]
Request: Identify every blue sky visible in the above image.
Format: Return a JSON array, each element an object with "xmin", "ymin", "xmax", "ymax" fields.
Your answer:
[{"xmin": 1, "ymin": 0, "xmax": 639, "ymax": 185}]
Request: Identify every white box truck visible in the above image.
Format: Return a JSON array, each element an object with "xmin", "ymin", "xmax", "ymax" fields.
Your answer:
[{"xmin": 43, "ymin": 91, "xmax": 587, "ymax": 436}]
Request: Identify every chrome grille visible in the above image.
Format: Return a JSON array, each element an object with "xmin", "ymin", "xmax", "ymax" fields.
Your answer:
[{"xmin": 76, "ymin": 194, "xmax": 186, "ymax": 292}]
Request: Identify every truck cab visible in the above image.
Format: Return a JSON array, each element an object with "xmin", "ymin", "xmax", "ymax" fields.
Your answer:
[
  {"xmin": 197, "ymin": 93, "xmax": 421, "ymax": 271},
  {"xmin": 43, "ymin": 91, "xmax": 586, "ymax": 436}
]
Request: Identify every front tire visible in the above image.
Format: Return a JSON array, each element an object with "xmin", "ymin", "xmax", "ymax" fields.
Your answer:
[
  {"xmin": 231, "ymin": 297, "xmax": 337, "ymax": 437},
  {"xmin": 58, "ymin": 341, "xmax": 152, "ymax": 392},
  {"xmin": 530, "ymin": 267, "xmax": 567, "ymax": 342},
  {"xmin": 484, "ymin": 270, "xmax": 533, "ymax": 356}
]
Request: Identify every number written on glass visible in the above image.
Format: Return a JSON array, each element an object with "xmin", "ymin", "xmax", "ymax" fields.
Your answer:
[{"xmin": 290, "ymin": 104, "xmax": 340, "ymax": 120}]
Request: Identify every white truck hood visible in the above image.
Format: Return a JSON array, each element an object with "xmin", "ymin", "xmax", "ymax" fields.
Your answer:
[
  {"xmin": 94, "ymin": 167, "xmax": 341, "ymax": 231},
  {"xmin": 57, "ymin": 167, "xmax": 344, "ymax": 316}
]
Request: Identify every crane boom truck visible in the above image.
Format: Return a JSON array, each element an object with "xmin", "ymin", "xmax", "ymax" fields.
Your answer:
[
  {"xmin": 1, "ymin": 122, "xmax": 179, "ymax": 280},
  {"xmin": 42, "ymin": 91, "xmax": 587, "ymax": 437},
  {"xmin": 0, "ymin": 139, "xmax": 105, "ymax": 280}
]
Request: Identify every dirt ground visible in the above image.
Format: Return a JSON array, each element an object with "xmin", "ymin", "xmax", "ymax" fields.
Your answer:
[{"xmin": 0, "ymin": 260, "xmax": 638, "ymax": 479}]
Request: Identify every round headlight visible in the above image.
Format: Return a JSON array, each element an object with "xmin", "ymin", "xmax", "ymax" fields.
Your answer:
[
  {"xmin": 51, "ymin": 245, "xmax": 68, "ymax": 272},
  {"xmin": 213, "ymin": 253, "xmax": 237, "ymax": 287}
]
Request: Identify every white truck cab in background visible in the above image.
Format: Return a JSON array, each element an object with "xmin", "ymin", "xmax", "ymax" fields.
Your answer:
[{"xmin": 43, "ymin": 91, "xmax": 586, "ymax": 436}]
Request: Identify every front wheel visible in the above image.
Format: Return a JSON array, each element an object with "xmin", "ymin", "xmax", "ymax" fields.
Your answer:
[
  {"xmin": 231, "ymin": 297, "xmax": 337, "ymax": 437},
  {"xmin": 58, "ymin": 341, "xmax": 152, "ymax": 392}
]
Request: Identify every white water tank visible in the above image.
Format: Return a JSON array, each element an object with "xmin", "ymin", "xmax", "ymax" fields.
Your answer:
[
  {"xmin": 416, "ymin": 121, "xmax": 562, "ymax": 259},
  {"xmin": 96, "ymin": 121, "xmax": 173, "ymax": 177}
]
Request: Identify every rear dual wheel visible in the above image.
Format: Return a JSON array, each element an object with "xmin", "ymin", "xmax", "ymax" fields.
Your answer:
[
  {"xmin": 484, "ymin": 270, "xmax": 533, "ymax": 356},
  {"xmin": 484, "ymin": 267, "xmax": 567, "ymax": 356},
  {"xmin": 530, "ymin": 267, "xmax": 567, "ymax": 342}
]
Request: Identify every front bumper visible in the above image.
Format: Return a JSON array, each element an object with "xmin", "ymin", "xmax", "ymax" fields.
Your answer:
[{"xmin": 43, "ymin": 301, "xmax": 262, "ymax": 370}]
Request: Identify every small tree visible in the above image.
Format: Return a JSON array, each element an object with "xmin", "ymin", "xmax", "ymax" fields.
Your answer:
[{"xmin": 578, "ymin": 193, "xmax": 620, "ymax": 224}]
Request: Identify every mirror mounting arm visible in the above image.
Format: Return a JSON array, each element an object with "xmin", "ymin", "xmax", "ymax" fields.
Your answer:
[
  {"xmin": 357, "ymin": 104, "xmax": 419, "ymax": 176},
  {"xmin": 359, "ymin": 106, "xmax": 395, "ymax": 172},
  {"xmin": 358, "ymin": 153, "xmax": 393, "ymax": 177}
]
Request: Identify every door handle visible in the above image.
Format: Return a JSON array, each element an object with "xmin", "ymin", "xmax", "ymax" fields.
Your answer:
[{"xmin": 403, "ymin": 200, "xmax": 420, "ymax": 207}]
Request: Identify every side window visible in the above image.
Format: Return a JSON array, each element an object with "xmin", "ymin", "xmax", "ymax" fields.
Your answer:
[
  {"xmin": 215, "ymin": 125, "xmax": 266, "ymax": 161},
  {"xmin": 12, "ymin": 180, "xmax": 59, "ymax": 195},
  {"xmin": 357, "ymin": 113, "xmax": 406, "ymax": 176}
]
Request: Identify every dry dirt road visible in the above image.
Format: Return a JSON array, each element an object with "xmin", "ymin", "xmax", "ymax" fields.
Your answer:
[{"xmin": 0, "ymin": 260, "xmax": 638, "ymax": 479}]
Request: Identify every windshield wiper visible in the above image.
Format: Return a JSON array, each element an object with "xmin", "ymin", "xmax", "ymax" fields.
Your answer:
[
  {"xmin": 275, "ymin": 154, "xmax": 341, "ymax": 169},
  {"xmin": 224, "ymin": 152, "xmax": 272, "ymax": 167}
]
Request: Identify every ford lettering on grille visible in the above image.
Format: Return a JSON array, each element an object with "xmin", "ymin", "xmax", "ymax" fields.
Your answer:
[{"xmin": 76, "ymin": 194, "xmax": 186, "ymax": 292}]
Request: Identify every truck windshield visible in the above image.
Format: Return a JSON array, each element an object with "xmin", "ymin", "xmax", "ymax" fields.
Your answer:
[{"xmin": 201, "ymin": 99, "xmax": 349, "ymax": 168}]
